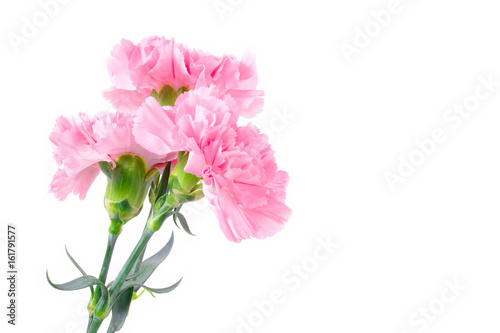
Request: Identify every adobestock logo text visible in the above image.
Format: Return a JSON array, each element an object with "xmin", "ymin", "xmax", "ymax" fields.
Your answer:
[
  {"xmin": 235, "ymin": 235, "xmax": 340, "ymax": 333},
  {"xmin": 7, "ymin": 0, "xmax": 71, "ymax": 54},
  {"xmin": 385, "ymin": 74, "xmax": 499, "ymax": 191},
  {"xmin": 340, "ymin": 0, "xmax": 419, "ymax": 64},
  {"xmin": 398, "ymin": 278, "xmax": 466, "ymax": 333}
]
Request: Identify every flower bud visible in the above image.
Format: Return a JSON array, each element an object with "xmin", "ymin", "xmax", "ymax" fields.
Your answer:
[
  {"xmin": 165, "ymin": 152, "xmax": 204, "ymax": 207},
  {"xmin": 146, "ymin": 152, "xmax": 203, "ymax": 232},
  {"xmin": 103, "ymin": 154, "xmax": 159, "ymax": 234}
]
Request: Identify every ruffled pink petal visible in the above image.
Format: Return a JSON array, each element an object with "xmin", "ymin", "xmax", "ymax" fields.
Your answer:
[
  {"xmin": 149, "ymin": 39, "xmax": 197, "ymax": 90},
  {"xmin": 50, "ymin": 109, "xmax": 168, "ymax": 201},
  {"xmin": 184, "ymin": 128, "xmax": 235, "ymax": 177},
  {"xmin": 50, "ymin": 167, "xmax": 100, "ymax": 200},
  {"xmin": 251, "ymin": 201, "xmax": 292, "ymax": 239},
  {"xmin": 204, "ymin": 179, "xmax": 260, "ymax": 242},
  {"xmin": 93, "ymin": 111, "xmax": 166, "ymax": 170},
  {"xmin": 107, "ymin": 39, "xmax": 136, "ymax": 89},
  {"xmin": 50, "ymin": 113, "xmax": 109, "ymax": 176},
  {"xmin": 211, "ymin": 52, "xmax": 264, "ymax": 118},
  {"xmin": 169, "ymin": 88, "xmax": 239, "ymax": 177},
  {"xmin": 103, "ymin": 88, "xmax": 151, "ymax": 113},
  {"xmin": 133, "ymin": 97, "xmax": 180, "ymax": 155},
  {"xmin": 223, "ymin": 89, "xmax": 264, "ymax": 118},
  {"xmin": 128, "ymin": 36, "xmax": 167, "ymax": 89},
  {"xmin": 197, "ymin": 122, "xmax": 291, "ymax": 242},
  {"xmin": 231, "ymin": 182, "xmax": 268, "ymax": 209},
  {"xmin": 104, "ymin": 37, "xmax": 263, "ymax": 118},
  {"xmin": 204, "ymin": 172, "xmax": 291, "ymax": 242},
  {"xmin": 184, "ymin": 149, "xmax": 207, "ymax": 178}
]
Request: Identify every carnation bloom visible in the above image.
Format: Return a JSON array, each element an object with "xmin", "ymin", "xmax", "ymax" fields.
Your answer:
[
  {"xmin": 133, "ymin": 89, "xmax": 290, "ymax": 242},
  {"xmin": 104, "ymin": 36, "xmax": 263, "ymax": 117},
  {"xmin": 194, "ymin": 124, "xmax": 291, "ymax": 242},
  {"xmin": 50, "ymin": 111, "xmax": 167, "ymax": 201},
  {"xmin": 133, "ymin": 87, "xmax": 237, "ymax": 156}
]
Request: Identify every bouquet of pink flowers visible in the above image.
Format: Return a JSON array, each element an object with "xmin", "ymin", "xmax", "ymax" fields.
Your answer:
[{"xmin": 47, "ymin": 36, "xmax": 291, "ymax": 332}]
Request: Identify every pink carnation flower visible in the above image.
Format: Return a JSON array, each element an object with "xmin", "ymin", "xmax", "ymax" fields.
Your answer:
[
  {"xmin": 133, "ymin": 87, "xmax": 237, "ymax": 156},
  {"xmin": 133, "ymin": 90, "xmax": 290, "ymax": 242},
  {"xmin": 208, "ymin": 52, "xmax": 265, "ymax": 118},
  {"xmin": 104, "ymin": 36, "xmax": 263, "ymax": 118},
  {"xmin": 50, "ymin": 111, "xmax": 167, "ymax": 200},
  {"xmin": 197, "ymin": 124, "xmax": 291, "ymax": 242}
]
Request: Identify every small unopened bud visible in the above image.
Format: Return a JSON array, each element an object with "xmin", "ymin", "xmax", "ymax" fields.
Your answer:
[
  {"xmin": 165, "ymin": 152, "xmax": 204, "ymax": 207},
  {"xmin": 146, "ymin": 152, "xmax": 203, "ymax": 232}
]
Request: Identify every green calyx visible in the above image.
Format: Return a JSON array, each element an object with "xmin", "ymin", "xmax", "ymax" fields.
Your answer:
[
  {"xmin": 151, "ymin": 85, "xmax": 189, "ymax": 107},
  {"xmin": 146, "ymin": 152, "xmax": 203, "ymax": 232},
  {"xmin": 166, "ymin": 151, "xmax": 204, "ymax": 207},
  {"xmin": 102, "ymin": 155, "xmax": 160, "ymax": 235}
]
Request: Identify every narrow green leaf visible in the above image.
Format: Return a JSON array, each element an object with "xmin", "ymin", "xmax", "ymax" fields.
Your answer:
[
  {"xmin": 156, "ymin": 161, "xmax": 171, "ymax": 200},
  {"xmin": 108, "ymin": 232, "xmax": 174, "ymax": 307},
  {"xmin": 107, "ymin": 288, "xmax": 134, "ymax": 332},
  {"xmin": 107, "ymin": 323, "xmax": 118, "ymax": 333},
  {"xmin": 46, "ymin": 271, "xmax": 105, "ymax": 294},
  {"xmin": 114, "ymin": 278, "xmax": 182, "ymax": 301},
  {"xmin": 125, "ymin": 266, "xmax": 146, "ymax": 281},
  {"xmin": 132, "ymin": 232, "xmax": 175, "ymax": 291},
  {"xmin": 172, "ymin": 214, "xmax": 180, "ymax": 229},
  {"xmin": 64, "ymin": 245, "xmax": 87, "ymax": 275},
  {"xmin": 65, "ymin": 245, "xmax": 94, "ymax": 296},
  {"xmin": 174, "ymin": 212, "xmax": 196, "ymax": 236},
  {"xmin": 141, "ymin": 278, "xmax": 183, "ymax": 294},
  {"xmin": 172, "ymin": 205, "xmax": 182, "ymax": 230}
]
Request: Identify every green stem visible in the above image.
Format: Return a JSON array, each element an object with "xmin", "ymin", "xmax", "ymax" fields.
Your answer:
[
  {"xmin": 87, "ymin": 317, "xmax": 103, "ymax": 333},
  {"xmin": 87, "ymin": 315, "xmax": 93, "ymax": 331},
  {"xmin": 127, "ymin": 221, "xmax": 149, "ymax": 276},
  {"xmin": 90, "ymin": 162, "xmax": 173, "ymax": 332},
  {"xmin": 100, "ymin": 233, "xmax": 119, "ymax": 283},
  {"xmin": 104, "ymin": 224, "xmax": 151, "ymax": 333},
  {"xmin": 109, "ymin": 227, "xmax": 155, "ymax": 296},
  {"xmin": 131, "ymin": 241, "xmax": 147, "ymax": 274},
  {"xmin": 88, "ymin": 233, "xmax": 119, "ymax": 315}
]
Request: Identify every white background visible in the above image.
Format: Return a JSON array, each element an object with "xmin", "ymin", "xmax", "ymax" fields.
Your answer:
[{"xmin": 1, "ymin": 0, "xmax": 500, "ymax": 332}]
